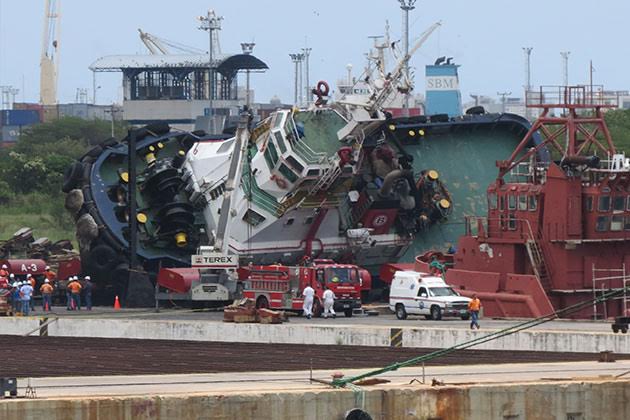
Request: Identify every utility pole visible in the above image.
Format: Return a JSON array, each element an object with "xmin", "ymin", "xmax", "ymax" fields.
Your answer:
[
  {"xmin": 560, "ymin": 51, "xmax": 570, "ymax": 87},
  {"xmin": 241, "ymin": 42, "xmax": 255, "ymax": 108},
  {"xmin": 398, "ymin": 0, "xmax": 416, "ymax": 115},
  {"xmin": 302, "ymin": 47, "xmax": 312, "ymax": 106},
  {"xmin": 104, "ymin": 105, "xmax": 122, "ymax": 138},
  {"xmin": 198, "ymin": 10, "xmax": 223, "ymax": 134},
  {"xmin": 523, "ymin": 47, "xmax": 533, "ymax": 120},
  {"xmin": 497, "ymin": 91, "xmax": 511, "ymax": 113}
]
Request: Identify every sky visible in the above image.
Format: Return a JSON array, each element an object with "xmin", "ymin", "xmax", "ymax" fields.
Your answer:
[{"xmin": 0, "ymin": 0, "xmax": 628, "ymax": 105}]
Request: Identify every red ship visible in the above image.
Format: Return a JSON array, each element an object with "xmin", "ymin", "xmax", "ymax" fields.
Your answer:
[{"xmin": 410, "ymin": 86, "xmax": 630, "ymax": 319}]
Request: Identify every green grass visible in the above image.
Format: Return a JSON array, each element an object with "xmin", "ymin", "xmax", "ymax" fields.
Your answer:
[{"xmin": 0, "ymin": 193, "xmax": 75, "ymax": 244}]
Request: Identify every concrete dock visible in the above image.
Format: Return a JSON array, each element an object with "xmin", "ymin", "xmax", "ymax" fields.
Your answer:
[{"xmin": 2, "ymin": 361, "xmax": 630, "ymax": 419}]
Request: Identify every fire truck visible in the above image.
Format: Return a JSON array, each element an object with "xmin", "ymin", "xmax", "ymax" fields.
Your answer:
[{"xmin": 238, "ymin": 260, "xmax": 363, "ymax": 317}]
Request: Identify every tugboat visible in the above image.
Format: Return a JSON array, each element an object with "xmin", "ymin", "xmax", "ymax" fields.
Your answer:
[{"xmin": 414, "ymin": 85, "xmax": 630, "ymax": 319}]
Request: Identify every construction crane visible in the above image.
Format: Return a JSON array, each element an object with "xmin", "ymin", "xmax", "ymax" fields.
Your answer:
[
  {"xmin": 40, "ymin": 0, "xmax": 60, "ymax": 106},
  {"xmin": 138, "ymin": 29, "xmax": 205, "ymax": 55}
]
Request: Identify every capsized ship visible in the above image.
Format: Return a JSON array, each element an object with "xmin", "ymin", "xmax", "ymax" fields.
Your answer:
[{"xmin": 64, "ymin": 24, "xmax": 467, "ymax": 300}]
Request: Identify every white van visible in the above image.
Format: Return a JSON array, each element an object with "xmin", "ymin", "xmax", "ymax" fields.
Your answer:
[{"xmin": 389, "ymin": 271, "xmax": 471, "ymax": 320}]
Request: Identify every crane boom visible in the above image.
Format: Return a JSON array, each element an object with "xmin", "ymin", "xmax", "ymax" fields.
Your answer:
[
  {"xmin": 138, "ymin": 29, "xmax": 169, "ymax": 55},
  {"xmin": 40, "ymin": 0, "xmax": 60, "ymax": 105}
]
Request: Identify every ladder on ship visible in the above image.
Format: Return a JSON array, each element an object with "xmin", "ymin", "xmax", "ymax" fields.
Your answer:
[
  {"xmin": 309, "ymin": 163, "xmax": 342, "ymax": 195},
  {"xmin": 525, "ymin": 239, "xmax": 552, "ymax": 290},
  {"xmin": 592, "ymin": 264, "xmax": 629, "ymax": 320}
]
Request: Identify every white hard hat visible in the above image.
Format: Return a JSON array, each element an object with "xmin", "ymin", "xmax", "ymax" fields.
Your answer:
[
  {"xmin": 1, "ymin": 264, "xmax": 6, "ymax": 269},
  {"xmin": 74, "ymin": 276, "xmax": 79, "ymax": 280},
  {"xmin": 26, "ymin": 274, "xmax": 32, "ymax": 278},
  {"xmin": 9, "ymin": 274, "xmax": 14, "ymax": 278},
  {"xmin": 45, "ymin": 266, "xmax": 50, "ymax": 270},
  {"xmin": 44, "ymin": 279, "xmax": 50, "ymax": 283},
  {"xmin": 85, "ymin": 276, "xmax": 91, "ymax": 280}
]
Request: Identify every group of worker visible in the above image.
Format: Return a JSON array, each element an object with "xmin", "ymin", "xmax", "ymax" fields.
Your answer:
[
  {"xmin": 301, "ymin": 284, "xmax": 337, "ymax": 319},
  {"xmin": 0, "ymin": 264, "xmax": 94, "ymax": 315}
]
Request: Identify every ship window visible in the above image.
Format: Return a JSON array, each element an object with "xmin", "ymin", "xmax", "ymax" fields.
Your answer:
[
  {"xmin": 278, "ymin": 163, "xmax": 298, "ymax": 183},
  {"xmin": 598, "ymin": 196, "xmax": 610, "ymax": 212},
  {"xmin": 304, "ymin": 216, "xmax": 314, "ymax": 225},
  {"xmin": 624, "ymin": 216, "xmax": 630, "ymax": 230},
  {"xmin": 508, "ymin": 195, "xmax": 516, "ymax": 210},
  {"xmin": 507, "ymin": 214, "xmax": 517, "ymax": 230},
  {"xmin": 611, "ymin": 215, "xmax": 624, "ymax": 231},
  {"xmin": 286, "ymin": 155, "xmax": 305, "ymax": 173},
  {"xmin": 529, "ymin": 195, "xmax": 538, "ymax": 211},
  {"xmin": 518, "ymin": 195, "xmax": 527, "ymax": 211},
  {"xmin": 585, "ymin": 196, "xmax": 593, "ymax": 212},
  {"xmin": 267, "ymin": 141, "xmax": 279, "ymax": 164},
  {"xmin": 273, "ymin": 113, "xmax": 285, "ymax": 130},
  {"xmin": 243, "ymin": 209, "xmax": 266, "ymax": 227},
  {"xmin": 273, "ymin": 131, "xmax": 287, "ymax": 154},
  {"xmin": 488, "ymin": 192, "xmax": 497, "ymax": 210},
  {"xmin": 499, "ymin": 196, "xmax": 505, "ymax": 211},
  {"xmin": 284, "ymin": 218, "xmax": 295, "ymax": 226},
  {"xmin": 613, "ymin": 196, "xmax": 625, "ymax": 212},
  {"xmin": 307, "ymin": 168, "xmax": 320, "ymax": 177},
  {"xmin": 595, "ymin": 216, "xmax": 610, "ymax": 232}
]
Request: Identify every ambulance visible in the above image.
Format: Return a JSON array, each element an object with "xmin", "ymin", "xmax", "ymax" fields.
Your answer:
[{"xmin": 389, "ymin": 271, "xmax": 471, "ymax": 320}]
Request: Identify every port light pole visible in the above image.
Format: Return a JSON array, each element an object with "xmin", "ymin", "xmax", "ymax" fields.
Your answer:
[
  {"xmin": 289, "ymin": 53, "xmax": 304, "ymax": 106},
  {"xmin": 399, "ymin": 0, "xmax": 416, "ymax": 114},
  {"xmin": 199, "ymin": 10, "xmax": 223, "ymax": 134},
  {"xmin": 241, "ymin": 42, "xmax": 255, "ymax": 108},
  {"xmin": 302, "ymin": 47, "xmax": 312, "ymax": 106}
]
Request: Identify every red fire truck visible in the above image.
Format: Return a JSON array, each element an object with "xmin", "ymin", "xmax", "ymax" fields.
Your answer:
[{"xmin": 238, "ymin": 260, "xmax": 363, "ymax": 317}]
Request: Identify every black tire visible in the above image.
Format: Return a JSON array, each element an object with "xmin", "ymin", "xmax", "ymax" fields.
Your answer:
[
  {"xmin": 395, "ymin": 303, "xmax": 407, "ymax": 320},
  {"xmin": 256, "ymin": 296, "xmax": 269, "ymax": 309},
  {"xmin": 622, "ymin": 326, "xmax": 628, "ymax": 334},
  {"xmin": 62, "ymin": 162, "xmax": 84, "ymax": 193},
  {"xmin": 461, "ymin": 314, "xmax": 470, "ymax": 321},
  {"xmin": 344, "ymin": 309, "xmax": 353, "ymax": 318},
  {"xmin": 87, "ymin": 244, "xmax": 119, "ymax": 272},
  {"xmin": 612, "ymin": 325, "xmax": 620, "ymax": 333},
  {"xmin": 85, "ymin": 146, "xmax": 103, "ymax": 159},
  {"xmin": 430, "ymin": 305, "xmax": 442, "ymax": 321}
]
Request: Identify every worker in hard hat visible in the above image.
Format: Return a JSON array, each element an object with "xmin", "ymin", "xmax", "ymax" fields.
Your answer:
[
  {"xmin": 11, "ymin": 280, "xmax": 21, "ymax": 315},
  {"xmin": 19, "ymin": 280, "xmax": 34, "ymax": 316},
  {"xmin": 0, "ymin": 264, "xmax": 9, "ymax": 280},
  {"xmin": 302, "ymin": 284, "xmax": 315, "ymax": 319},
  {"xmin": 65, "ymin": 277, "xmax": 74, "ymax": 310},
  {"xmin": 44, "ymin": 266, "xmax": 57, "ymax": 287},
  {"xmin": 67, "ymin": 277, "xmax": 82, "ymax": 311},
  {"xmin": 83, "ymin": 276, "xmax": 93, "ymax": 311},
  {"xmin": 322, "ymin": 285, "xmax": 336, "ymax": 319},
  {"xmin": 40, "ymin": 279, "xmax": 54, "ymax": 312}
]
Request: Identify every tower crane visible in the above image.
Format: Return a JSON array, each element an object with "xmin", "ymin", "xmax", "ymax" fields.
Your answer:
[{"xmin": 40, "ymin": 0, "xmax": 60, "ymax": 105}]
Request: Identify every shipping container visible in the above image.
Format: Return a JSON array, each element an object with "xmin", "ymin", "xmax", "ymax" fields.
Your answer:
[
  {"xmin": 1, "ymin": 125, "xmax": 21, "ymax": 142},
  {"xmin": 0, "ymin": 109, "xmax": 41, "ymax": 126}
]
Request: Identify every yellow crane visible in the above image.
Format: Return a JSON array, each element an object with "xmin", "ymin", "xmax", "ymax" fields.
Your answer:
[{"xmin": 40, "ymin": 0, "xmax": 60, "ymax": 105}]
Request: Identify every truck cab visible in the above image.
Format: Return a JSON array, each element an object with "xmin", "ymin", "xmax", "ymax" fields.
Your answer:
[
  {"xmin": 389, "ymin": 271, "xmax": 471, "ymax": 320},
  {"xmin": 312, "ymin": 261, "xmax": 362, "ymax": 317}
]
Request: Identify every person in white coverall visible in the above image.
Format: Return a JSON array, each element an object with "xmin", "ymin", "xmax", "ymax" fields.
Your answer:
[
  {"xmin": 323, "ymin": 286, "xmax": 336, "ymax": 319},
  {"xmin": 302, "ymin": 284, "xmax": 315, "ymax": 319}
]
